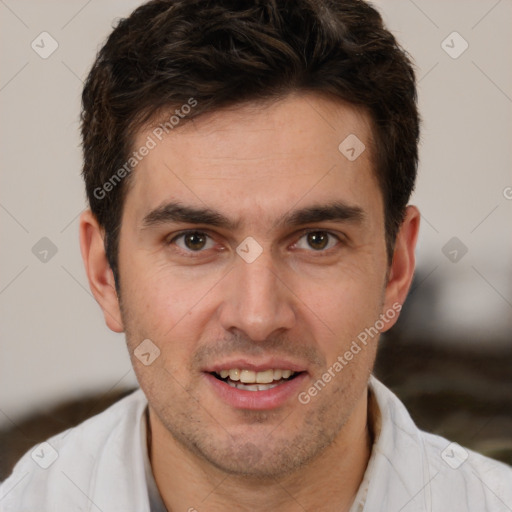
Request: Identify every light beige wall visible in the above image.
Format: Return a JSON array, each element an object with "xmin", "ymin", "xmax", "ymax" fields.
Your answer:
[{"xmin": 1, "ymin": 0, "xmax": 511, "ymax": 425}]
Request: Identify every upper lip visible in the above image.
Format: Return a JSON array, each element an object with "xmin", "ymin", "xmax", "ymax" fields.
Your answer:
[{"xmin": 204, "ymin": 358, "xmax": 308, "ymax": 374}]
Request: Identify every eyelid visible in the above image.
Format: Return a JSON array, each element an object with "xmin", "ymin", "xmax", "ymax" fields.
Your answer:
[
  {"xmin": 167, "ymin": 228, "xmax": 213, "ymax": 242},
  {"xmin": 297, "ymin": 227, "xmax": 342, "ymax": 237}
]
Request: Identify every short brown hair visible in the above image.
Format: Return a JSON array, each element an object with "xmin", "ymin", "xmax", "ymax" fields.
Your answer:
[{"xmin": 81, "ymin": 0, "xmax": 420, "ymax": 290}]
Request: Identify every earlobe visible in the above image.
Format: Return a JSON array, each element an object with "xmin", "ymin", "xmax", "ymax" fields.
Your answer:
[
  {"xmin": 79, "ymin": 210, "xmax": 124, "ymax": 333},
  {"xmin": 381, "ymin": 205, "xmax": 420, "ymax": 332}
]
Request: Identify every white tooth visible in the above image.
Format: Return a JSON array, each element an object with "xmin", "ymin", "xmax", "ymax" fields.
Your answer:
[
  {"xmin": 242, "ymin": 384, "xmax": 260, "ymax": 391},
  {"xmin": 229, "ymin": 369, "xmax": 241, "ymax": 381},
  {"xmin": 281, "ymin": 370, "xmax": 292, "ymax": 379},
  {"xmin": 226, "ymin": 380, "xmax": 282, "ymax": 391},
  {"xmin": 273, "ymin": 369, "xmax": 282, "ymax": 380},
  {"xmin": 257, "ymin": 383, "xmax": 279, "ymax": 391},
  {"xmin": 219, "ymin": 370, "xmax": 229, "ymax": 378},
  {"xmin": 256, "ymin": 369, "xmax": 274, "ymax": 384},
  {"xmin": 240, "ymin": 370, "xmax": 256, "ymax": 383}
]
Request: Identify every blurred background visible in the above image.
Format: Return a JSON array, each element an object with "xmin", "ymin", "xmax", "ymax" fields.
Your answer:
[{"xmin": 1, "ymin": 0, "xmax": 511, "ymax": 479}]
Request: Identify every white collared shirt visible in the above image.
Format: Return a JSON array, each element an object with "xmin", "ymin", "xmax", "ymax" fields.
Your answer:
[{"xmin": 1, "ymin": 376, "xmax": 511, "ymax": 511}]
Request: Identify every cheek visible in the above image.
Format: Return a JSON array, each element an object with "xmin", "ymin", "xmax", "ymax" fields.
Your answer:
[
  {"xmin": 120, "ymin": 275, "xmax": 201, "ymax": 399},
  {"xmin": 122, "ymin": 253, "xmax": 207, "ymax": 320},
  {"xmin": 119, "ymin": 260, "xmax": 223, "ymax": 368},
  {"xmin": 303, "ymin": 261, "xmax": 385, "ymax": 322},
  {"xmin": 295, "ymin": 267, "xmax": 386, "ymax": 369}
]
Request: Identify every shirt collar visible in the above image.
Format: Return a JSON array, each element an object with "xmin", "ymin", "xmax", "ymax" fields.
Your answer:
[
  {"xmin": 361, "ymin": 375, "xmax": 435, "ymax": 511},
  {"xmin": 141, "ymin": 407, "xmax": 168, "ymax": 512},
  {"xmin": 348, "ymin": 376, "xmax": 383, "ymax": 511}
]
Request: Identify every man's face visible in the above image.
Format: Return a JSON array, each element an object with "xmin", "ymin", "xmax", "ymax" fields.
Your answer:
[{"xmin": 116, "ymin": 93, "xmax": 393, "ymax": 477}]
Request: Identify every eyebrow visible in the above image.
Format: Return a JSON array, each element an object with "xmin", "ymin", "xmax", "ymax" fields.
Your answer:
[{"xmin": 141, "ymin": 200, "xmax": 365, "ymax": 231}]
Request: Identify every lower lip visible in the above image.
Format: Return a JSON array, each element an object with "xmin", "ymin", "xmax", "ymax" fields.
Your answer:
[{"xmin": 204, "ymin": 372, "xmax": 308, "ymax": 410}]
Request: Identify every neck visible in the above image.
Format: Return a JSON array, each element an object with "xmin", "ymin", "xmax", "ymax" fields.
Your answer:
[{"xmin": 149, "ymin": 390, "xmax": 372, "ymax": 512}]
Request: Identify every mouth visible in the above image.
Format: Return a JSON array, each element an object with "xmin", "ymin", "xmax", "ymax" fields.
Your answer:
[
  {"xmin": 210, "ymin": 368, "xmax": 302, "ymax": 392},
  {"xmin": 203, "ymin": 363, "xmax": 308, "ymax": 410}
]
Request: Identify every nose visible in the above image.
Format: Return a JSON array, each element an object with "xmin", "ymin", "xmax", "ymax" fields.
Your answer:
[{"xmin": 218, "ymin": 249, "xmax": 297, "ymax": 342}]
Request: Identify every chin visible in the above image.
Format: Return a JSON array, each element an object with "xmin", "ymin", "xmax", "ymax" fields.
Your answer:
[{"xmin": 188, "ymin": 427, "xmax": 335, "ymax": 481}]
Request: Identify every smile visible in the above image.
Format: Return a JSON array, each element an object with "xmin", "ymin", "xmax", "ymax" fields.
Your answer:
[
  {"xmin": 212, "ymin": 368, "xmax": 298, "ymax": 392},
  {"xmin": 205, "ymin": 366, "xmax": 307, "ymax": 410}
]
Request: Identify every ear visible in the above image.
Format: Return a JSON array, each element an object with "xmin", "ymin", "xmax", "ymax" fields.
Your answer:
[
  {"xmin": 381, "ymin": 205, "xmax": 420, "ymax": 332},
  {"xmin": 79, "ymin": 209, "xmax": 124, "ymax": 333}
]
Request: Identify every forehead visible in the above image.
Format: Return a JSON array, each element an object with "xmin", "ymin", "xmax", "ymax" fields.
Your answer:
[{"xmin": 125, "ymin": 93, "xmax": 380, "ymax": 228}]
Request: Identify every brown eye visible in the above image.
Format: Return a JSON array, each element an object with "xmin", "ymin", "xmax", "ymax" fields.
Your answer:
[
  {"xmin": 307, "ymin": 232, "xmax": 329, "ymax": 250},
  {"xmin": 172, "ymin": 231, "xmax": 215, "ymax": 252},
  {"xmin": 294, "ymin": 231, "xmax": 339, "ymax": 252},
  {"xmin": 184, "ymin": 232, "xmax": 207, "ymax": 250}
]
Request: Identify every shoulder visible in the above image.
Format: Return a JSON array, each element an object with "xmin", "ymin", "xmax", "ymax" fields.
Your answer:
[
  {"xmin": 0, "ymin": 389, "xmax": 149, "ymax": 512},
  {"xmin": 366, "ymin": 376, "xmax": 512, "ymax": 511},
  {"xmin": 419, "ymin": 428, "xmax": 512, "ymax": 509}
]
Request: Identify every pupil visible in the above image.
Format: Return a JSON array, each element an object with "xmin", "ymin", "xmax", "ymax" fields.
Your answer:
[
  {"xmin": 185, "ymin": 232, "xmax": 206, "ymax": 250},
  {"xmin": 308, "ymin": 232, "xmax": 327, "ymax": 250}
]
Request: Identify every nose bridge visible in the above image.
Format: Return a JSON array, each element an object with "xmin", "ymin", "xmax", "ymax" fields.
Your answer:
[
  {"xmin": 240, "ymin": 254, "xmax": 278, "ymax": 306},
  {"xmin": 219, "ymin": 247, "xmax": 295, "ymax": 341}
]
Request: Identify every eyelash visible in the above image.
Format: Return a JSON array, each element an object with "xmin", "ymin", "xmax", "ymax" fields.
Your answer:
[{"xmin": 167, "ymin": 229, "xmax": 343, "ymax": 257}]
